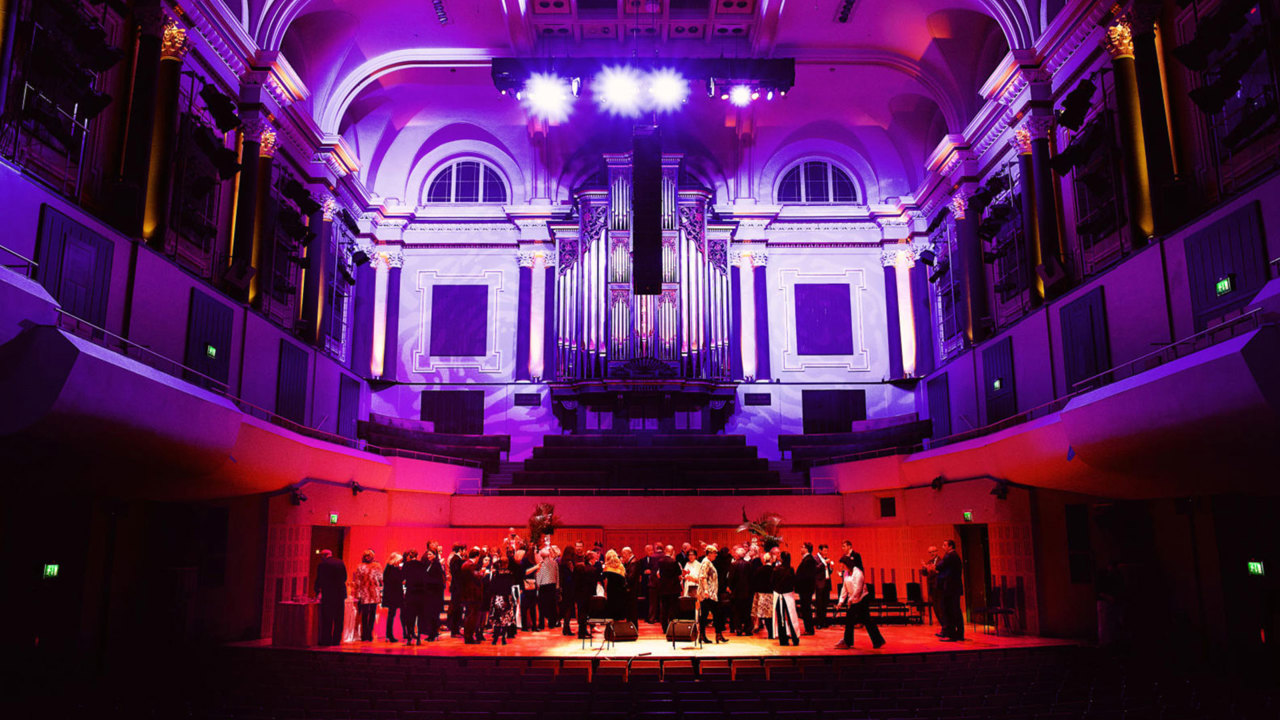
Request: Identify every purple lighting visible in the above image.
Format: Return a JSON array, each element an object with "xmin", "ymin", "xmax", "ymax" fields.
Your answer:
[
  {"xmin": 729, "ymin": 85, "xmax": 753, "ymax": 107},
  {"xmin": 521, "ymin": 73, "xmax": 574, "ymax": 124}
]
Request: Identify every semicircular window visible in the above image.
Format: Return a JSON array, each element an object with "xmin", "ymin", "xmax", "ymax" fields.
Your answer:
[
  {"xmin": 776, "ymin": 160, "xmax": 859, "ymax": 204},
  {"xmin": 425, "ymin": 160, "xmax": 508, "ymax": 203}
]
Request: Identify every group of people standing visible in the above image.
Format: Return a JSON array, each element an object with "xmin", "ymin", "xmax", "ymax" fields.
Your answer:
[{"xmin": 311, "ymin": 530, "xmax": 965, "ymax": 651}]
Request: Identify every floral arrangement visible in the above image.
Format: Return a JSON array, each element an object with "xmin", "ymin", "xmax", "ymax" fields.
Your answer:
[
  {"xmin": 736, "ymin": 508, "xmax": 784, "ymax": 550},
  {"xmin": 528, "ymin": 502, "xmax": 562, "ymax": 546}
]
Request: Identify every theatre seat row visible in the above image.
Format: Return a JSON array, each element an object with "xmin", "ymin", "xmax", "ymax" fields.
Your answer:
[
  {"xmin": 778, "ymin": 419, "xmax": 933, "ymax": 471},
  {"xmin": 358, "ymin": 415, "xmax": 510, "ymax": 474}
]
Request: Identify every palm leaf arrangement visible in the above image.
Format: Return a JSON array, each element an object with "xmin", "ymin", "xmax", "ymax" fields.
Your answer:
[
  {"xmin": 736, "ymin": 507, "xmax": 784, "ymax": 550},
  {"xmin": 528, "ymin": 502, "xmax": 562, "ymax": 546}
]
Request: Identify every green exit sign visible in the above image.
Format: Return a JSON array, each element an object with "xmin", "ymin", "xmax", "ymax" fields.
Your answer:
[
  {"xmin": 329, "ymin": 512, "xmax": 339, "ymax": 525},
  {"xmin": 992, "ymin": 378, "xmax": 1003, "ymax": 391},
  {"xmin": 963, "ymin": 510, "xmax": 974, "ymax": 523},
  {"xmin": 43, "ymin": 563, "xmax": 59, "ymax": 579},
  {"xmin": 1248, "ymin": 560, "xmax": 1264, "ymax": 576},
  {"xmin": 1215, "ymin": 275, "xmax": 1234, "ymax": 297},
  {"xmin": 205, "ymin": 344, "xmax": 217, "ymax": 359}
]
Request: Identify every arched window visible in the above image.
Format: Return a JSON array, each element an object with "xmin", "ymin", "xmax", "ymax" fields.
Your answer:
[
  {"xmin": 776, "ymin": 160, "xmax": 859, "ymax": 204},
  {"xmin": 425, "ymin": 159, "xmax": 509, "ymax": 203}
]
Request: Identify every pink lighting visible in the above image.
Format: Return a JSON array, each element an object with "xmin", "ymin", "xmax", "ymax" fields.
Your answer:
[
  {"xmin": 529, "ymin": 253, "xmax": 546, "ymax": 380},
  {"xmin": 740, "ymin": 253, "xmax": 758, "ymax": 380},
  {"xmin": 370, "ymin": 253, "xmax": 388, "ymax": 379}
]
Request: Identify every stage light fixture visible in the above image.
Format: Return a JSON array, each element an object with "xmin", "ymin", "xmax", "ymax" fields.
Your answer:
[
  {"xmin": 647, "ymin": 68, "xmax": 689, "ymax": 112},
  {"xmin": 729, "ymin": 85, "xmax": 753, "ymax": 107},
  {"xmin": 351, "ymin": 249, "xmax": 370, "ymax": 266},
  {"xmin": 918, "ymin": 249, "xmax": 936, "ymax": 266},
  {"xmin": 592, "ymin": 65, "xmax": 645, "ymax": 117},
  {"xmin": 351, "ymin": 481, "xmax": 364, "ymax": 496},
  {"xmin": 931, "ymin": 475, "xmax": 946, "ymax": 491},
  {"xmin": 289, "ymin": 489, "xmax": 307, "ymax": 506},
  {"xmin": 928, "ymin": 260, "xmax": 949, "ymax": 283},
  {"xmin": 1057, "ymin": 78, "xmax": 1096, "ymax": 131},
  {"xmin": 522, "ymin": 72, "xmax": 574, "ymax": 123}
]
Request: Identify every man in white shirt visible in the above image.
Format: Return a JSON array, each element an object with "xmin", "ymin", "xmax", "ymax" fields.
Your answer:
[{"xmin": 835, "ymin": 554, "xmax": 886, "ymax": 650}]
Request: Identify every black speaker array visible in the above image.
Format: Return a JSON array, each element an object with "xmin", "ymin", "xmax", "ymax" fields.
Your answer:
[{"xmin": 632, "ymin": 128, "xmax": 663, "ymax": 296}]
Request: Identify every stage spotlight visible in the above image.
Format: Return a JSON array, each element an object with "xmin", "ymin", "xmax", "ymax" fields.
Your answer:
[
  {"xmin": 931, "ymin": 475, "xmax": 946, "ymax": 491},
  {"xmin": 289, "ymin": 489, "xmax": 307, "ymax": 506},
  {"xmin": 1057, "ymin": 78, "xmax": 1096, "ymax": 131},
  {"xmin": 928, "ymin": 259, "xmax": 949, "ymax": 283},
  {"xmin": 647, "ymin": 69, "xmax": 689, "ymax": 112},
  {"xmin": 522, "ymin": 72, "xmax": 574, "ymax": 123},
  {"xmin": 729, "ymin": 85, "xmax": 753, "ymax": 107},
  {"xmin": 990, "ymin": 481, "xmax": 1010, "ymax": 500},
  {"xmin": 592, "ymin": 65, "xmax": 644, "ymax": 117},
  {"xmin": 351, "ymin": 481, "xmax": 364, "ymax": 496},
  {"xmin": 918, "ymin": 249, "xmax": 936, "ymax": 266},
  {"xmin": 351, "ymin": 249, "xmax": 370, "ymax": 266}
]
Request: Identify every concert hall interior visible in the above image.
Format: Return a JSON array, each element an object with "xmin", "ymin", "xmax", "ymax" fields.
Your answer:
[{"xmin": 2, "ymin": 0, "xmax": 1280, "ymax": 716}]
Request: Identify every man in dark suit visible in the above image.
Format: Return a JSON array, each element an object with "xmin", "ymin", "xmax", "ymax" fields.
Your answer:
[
  {"xmin": 921, "ymin": 545, "xmax": 943, "ymax": 631},
  {"xmin": 622, "ymin": 546, "xmax": 642, "ymax": 627},
  {"xmin": 446, "ymin": 544, "xmax": 465, "ymax": 636},
  {"xmin": 458, "ymin": 547, "xmax": 484, "ymax": 643},
  {"xmin": 654, "ymin": 545, "xmax": 681, "ymax": 629},
  {"xmin": 814, "ymin": 544, "xmax": 833, "ymax": 629},
  {"xmin": 315, "ymin": 549, "xmax": 347, "ymax": 646},
  {"xmin": 795, "ymin": 542, "xmax": 818, "ymax": 635},
  {"xmin": 936, "ymin": 539, "xmax": 964, "ymax": 641},
  {"xmin": 646, "ymin": 544, "xmax": 661, "ymax": 623}
]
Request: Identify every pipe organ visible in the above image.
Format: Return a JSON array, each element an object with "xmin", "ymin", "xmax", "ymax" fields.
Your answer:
[{"xmin": 553, "ymin": 153, "xmax": 733, "ymax": 381}]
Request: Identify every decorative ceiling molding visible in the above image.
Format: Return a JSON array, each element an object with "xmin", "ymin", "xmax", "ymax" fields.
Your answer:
[
  {"xmin": 790, "ymin": 49, "xmax": 965, "ymax": 133},
  {"xmin": 318, "ymin": 48, "xmax": 509, "ymax": 135}
]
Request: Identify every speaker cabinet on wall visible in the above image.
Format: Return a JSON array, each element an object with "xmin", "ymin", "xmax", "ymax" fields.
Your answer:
[{"xmin": 632, "ymin": 127, "xmax": 662, "ymax": 296}]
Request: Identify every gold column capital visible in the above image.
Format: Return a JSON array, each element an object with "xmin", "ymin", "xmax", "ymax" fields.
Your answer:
[
  {"xmin": 1104, "ymin": 19, "xmax": 1135, "ymax": 60},
  {"xmin": 1012, "ymin": 128, "xmax": 1033, "ymax": 155},
  {"xmin": 949, "ymin": 194, "xmax": 968, "ymax": 221},
  {"xmin": 160, "ymin": 19, "xmax": 189, "ymax": 61},
  {"xmin": 321, "ymin": 195, "xmax": 338, "ymax": 222}
]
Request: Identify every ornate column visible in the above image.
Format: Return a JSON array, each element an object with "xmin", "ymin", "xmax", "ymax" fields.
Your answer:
[
  {"xmin": 249, "ymin": 124, "xmax": 278, "ymax": 305},
  {"xmin": 1130, "ymin": 2, "xmax": 1178, "ymax": 231},
  {"xmin": 300, "ymin": 196, "xmax": 334, "ymax": 346},
  {"xmin": 142, "ymin": 19, "xmax": 189, "ymax": 243},
  {"xmin": 381, "ymin": 250, "xmax": 404, "ymax": 381},
  {"xmin": 735, "ymin": 250, "xmax": 758, "ymax": 380},
  {"xmin": 882, "ymin": 246, "xmax": 918, "ymax": 378},
  {"xmin": 1105, "ymin": 18, "xmax": 1155, "ymax": 242},
  {"xmin": 118, "ymin": 3, "xmax": 167, "ymax": 234},
  {"xmin": 1011, "ymin": 128, "xmax": 1042, "ymax": 303},
  {"xmin": 350, "ymin": 239, "xmax": 378, "ymax": 378},
  {"xmin": 909, "ymin": 239, "xmax": 936, "ymax": 375},
  {"xmin": 951, "ymin": 191, "xmax": 989, "ymax": 344},
  {"xmin": 751, "ymin": 251, "xmax": 770, "ymax": 380},
  {"xmin": 529, "ymin": 251, "xmax": 550, "ymax": 380},
  {"xmin": 1024, "ymin": 115, "xmax": 1066, "ymax": 295},
  {"xmin": 515, "ymin": 251, "xmax": 535, "ymax": 382},
  {"xmin": 229, "ymin": 116, "xmax": 270, "ymax": 297}
]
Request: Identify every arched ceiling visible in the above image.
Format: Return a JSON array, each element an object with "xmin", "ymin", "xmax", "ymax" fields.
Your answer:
[{"xmin": 256, "ymin": 0, "xmax": 1029, "ymax": 204}]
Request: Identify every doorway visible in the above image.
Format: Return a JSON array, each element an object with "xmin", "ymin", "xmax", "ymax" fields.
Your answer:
[
  {"xmin": 955, "ymin": 523, "xmax": 991, "ymax": 626},
  {"xmin": 308, "ymin": 525, "xmax": 346, "ymax": 596}
]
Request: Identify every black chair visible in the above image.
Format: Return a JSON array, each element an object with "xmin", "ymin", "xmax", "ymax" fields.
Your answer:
[
  {"xmin": 971, "ymin": 586, "xmax": 1016, "ymax": 636},
  {"xmin": 583, "ymin": 596, "xmax": 610, "ymax": 649},
  {"xmin": 905, "ymin": 581, "xmax": 928, "ymax": 624}
]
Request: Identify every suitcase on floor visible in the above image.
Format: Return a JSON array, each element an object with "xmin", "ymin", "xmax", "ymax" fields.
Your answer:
[
  {"xmin": 605, "ymin": 620, "xmax": 638, "ymax": 642},
  {"xmin": 666, "ymin": 619, "xmax": 698, "ymax": 645}
]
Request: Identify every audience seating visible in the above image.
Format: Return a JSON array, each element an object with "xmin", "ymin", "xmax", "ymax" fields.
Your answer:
[
  {"xmin": 778, "ymin": 416, "xmax": 933, "ymax": 471},
  {"xmin": 28, "ymin": 644, "xmax": 1279, "ymax": 720},
  {"xmin": 358, "ymin": 414, "xmax": 510, "ymax": 474}
]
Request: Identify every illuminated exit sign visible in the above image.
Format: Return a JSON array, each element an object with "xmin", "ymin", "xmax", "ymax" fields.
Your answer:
[
  {"xmin": 329, "ymin": 512, "xmax": 339, "ymax": 525},
  {"xmin": 1248, "ymin": 560, "xmax": 1264, "ymax": 576},
  {"xmin": 43, "ymin": 564, "xmax": 59, "ymax": 579},
  {"xmin": 1215, "ymin": 275, "xmax": 1234, "ymax": 297},
  {"xmin": 206, "ymin": 344, "xmax": 218, "ymax": 359}
]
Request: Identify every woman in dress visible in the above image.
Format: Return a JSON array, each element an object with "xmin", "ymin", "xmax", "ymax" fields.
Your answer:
[
  {"xmin": 487, "ymin": 557, "xmax": 517, "ymax": 644},
  {"xmin": 352, "ymin": 550, "xmax": 383, "ymax": 642},
  {"xmin": 601, "ymin": 550, "xmax": 630, "ymax": 621},
  {"xmin": 750, "ymin": 546, "xmax": 775, "ymax": 639},
  {"xmin": 771, "ymin": 547, "xmax": 800, "ymax": 647},
  {"xmin": 381, "ymin": 552, "xmax": 404, "ymax": 642}
]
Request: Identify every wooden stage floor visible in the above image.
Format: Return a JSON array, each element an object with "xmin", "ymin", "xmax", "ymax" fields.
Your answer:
[{"xmin": 243, "ymin": 622, "xmax": 1076, "ymax": 661}]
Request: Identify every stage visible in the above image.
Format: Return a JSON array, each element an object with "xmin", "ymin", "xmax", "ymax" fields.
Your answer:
[{"xmin": 242, "ymin": 622, "xmax": 1076, "ymax": 664}]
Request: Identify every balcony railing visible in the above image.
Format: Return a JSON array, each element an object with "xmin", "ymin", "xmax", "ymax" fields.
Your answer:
[
  {"xmin": 812, "ymin": 308, "xmax": 1269, "ymax": 468},
  {"xmin": 0, "ymin": 242, "xmax": 38, "ymax": 279},
  {"xmin": 45, "ymin": 308, "xmax": 479, "ymax": 469}
]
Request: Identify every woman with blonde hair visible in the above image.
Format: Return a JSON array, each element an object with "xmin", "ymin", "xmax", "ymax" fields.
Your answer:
[
  {"xmin": 381, "ymin": 552, "xmax": 404, "ymax": 642},
  {"xmin": 352, "ymin": 550, "xmax": 383, "ymax": 642},
  {"xmin": 602, "ymin": 550, "xmax": 630, "ymax": 621}
]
